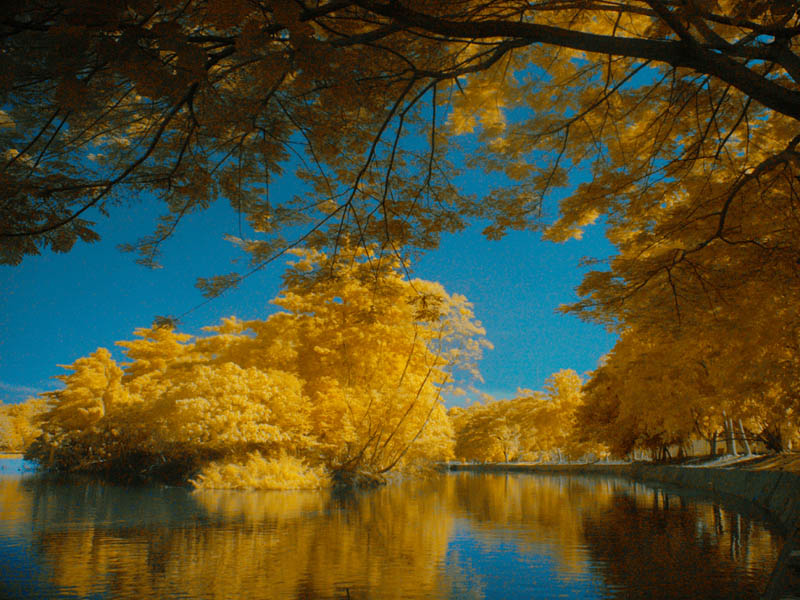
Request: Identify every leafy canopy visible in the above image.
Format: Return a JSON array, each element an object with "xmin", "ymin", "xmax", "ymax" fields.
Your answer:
[
  {"xmin": 450, "ymin": 369, "xmax": 600, "ymax": 463},
  {"xmin": 1, "ymin": 0, "xmax": 798, "ymax": 318},
  {"xmin": 28, "ymin": 248, "xmax": 488, "ymax": 485}
]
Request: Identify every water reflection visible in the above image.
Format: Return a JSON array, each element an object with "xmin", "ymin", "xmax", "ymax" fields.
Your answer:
[
  {"xmin": 580, "ymin": 484, "xmax": 782, "ymax": 599},
  {"xmin": 0, "ymin": 471, "xmax": 784, "ymax": 599},
  {"xmin": 2, "ymin": 477, "xmax": 455, "ymax": 599}
]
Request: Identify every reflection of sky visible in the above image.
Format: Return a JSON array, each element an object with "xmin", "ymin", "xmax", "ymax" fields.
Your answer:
[
  {"xmin": 0, "ymin": 458, "xmax": 30, "ymax": 475},
  {"xmin": 0, "ymin": 540, "xmax": 60, "ymax": 600},
  {"xmin": 445, "ymin": 519, "xmax": 602, "ymax": 599},
  {"xmin": 0, "ymin": 467, "xmax": 60, "ymax": 600}
]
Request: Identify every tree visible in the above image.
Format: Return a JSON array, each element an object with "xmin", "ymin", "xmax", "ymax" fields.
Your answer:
[
  {"xmin": 28, "ymin": 247, "xmax": 487, "ymax": 485},
  {"xmin": 577, "ymin": 330, "xmax": 708, "ymax": 459},
  {"xmin": 0, "ymin": 397, "xmax": 47, "ymax": 452},
  {"xmin": 451, "ymin": 398, "xmax": 527, "ymax": 463},
  {"xmin": 451, "ymin": 369, "xmax": 600, "ymax": 463},
  {"xmin": 31, "ymin": 348, "xmax": 136, "ymax": 471},
  {"xmin": 2, "ymin": 0, "xmax": 798, "ymax": 316},
  {"xmin": 198, "ymin": 247, "xmax": 485, "ymax": 481},
  {"xmin": 536, "ymin": 369, "xmax": 586, "ymax": 460},
  {"xmin": 577, "ymin": 292, "xmax": 800, "ymax": 459}
]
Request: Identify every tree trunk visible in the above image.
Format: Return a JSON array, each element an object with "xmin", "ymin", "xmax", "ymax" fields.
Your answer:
[
  {"xmin": 759, "ymin": 425, "xmax": 784, "ymax": 452},
  {"xmin": 738, "ymin": 420, "xmax": 752, "ymax": 455},
  {"xmin": 709, "ymin": 431, "xmax": 717, "ymax": 456},
  {"xmin": 724, "ymin": 414, "xmax": 738, "ymax": 456}
]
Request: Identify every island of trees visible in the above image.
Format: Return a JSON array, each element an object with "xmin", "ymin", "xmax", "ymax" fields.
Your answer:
[{"xmin": 1, "ymin": 1, "xmax": 799, "ymax": 484}]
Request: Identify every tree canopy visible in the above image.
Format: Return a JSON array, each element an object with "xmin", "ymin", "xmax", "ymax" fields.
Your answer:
[
  {"xmin": 2, "ymin": 0, "xmax": 798, "ymax": 310},
  {"xmin": 450, "ymin": 368, "xmax": 602, "ymax": 463},
  {"xmin": 26, "ymin": 248, "xmax": 488, "ymax": 485}
]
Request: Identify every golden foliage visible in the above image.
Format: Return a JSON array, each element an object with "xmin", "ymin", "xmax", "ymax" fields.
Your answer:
[
  {"xmin": 192, "ymin": 451, "xmax": 330, "ymax": 490},
  {"xmin": 0, "ymin": 397, "xmax": 46, "ymax": 452},
  {"xmin": 451, "ymin": 369, "xmax": 604, "ymax": 463},
  {"xmin": 27, "ymin": 250, "xmax": 487, "ymax": 485},
  {"xmin": 4, "ymin": 0, "xmax": 799, "ymax": 469},
  {"xmin": 577, "ymin": 297, "xmax": 800, "ymax": 457},
  {"xmin": 4, "ymin": 1, "xmax": 798, "ymax": 333}
]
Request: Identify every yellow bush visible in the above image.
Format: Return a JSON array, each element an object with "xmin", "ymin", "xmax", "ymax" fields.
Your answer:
[
  {"xmin": 192, "ymin": 452, "xmax": 331, "ymax": 490},
  {"xmin": 0, "ymin": 397, "xmax": 46, "ymax": 452}
]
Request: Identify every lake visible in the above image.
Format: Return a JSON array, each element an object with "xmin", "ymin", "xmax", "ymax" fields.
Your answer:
[{"xmin": 0, "ymin": 459, "xmax": 784, "ymax": 599}]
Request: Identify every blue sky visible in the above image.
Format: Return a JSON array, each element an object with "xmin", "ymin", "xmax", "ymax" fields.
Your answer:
[{"xmin": 0, "ymin": 179, "xmax": 617, "ymax": 406}]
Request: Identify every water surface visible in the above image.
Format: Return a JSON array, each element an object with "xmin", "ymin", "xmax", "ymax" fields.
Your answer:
[{"xmin": 0, "ymin": 463, "xmax": 784, "ymax": 599}]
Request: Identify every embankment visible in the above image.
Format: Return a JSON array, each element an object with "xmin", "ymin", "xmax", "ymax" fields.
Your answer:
[{"xmin": 448, "ymin": 462, "xmax": 800, "ymax": 531}]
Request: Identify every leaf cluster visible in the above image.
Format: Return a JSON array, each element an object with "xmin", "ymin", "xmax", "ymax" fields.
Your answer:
[{"xmin": 450, "ymin": 369, "xmax": 602, "ymax": 463}]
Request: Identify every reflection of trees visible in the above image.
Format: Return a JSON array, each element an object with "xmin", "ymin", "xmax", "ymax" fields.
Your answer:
[
  {"xmin": 191, "ymin": 480, "xmax": 458, "ymax": 598},
  {"xmin": 580, "ymin": 490, "xmax": 783, "ymax": 600},
  {"xmin": 449, "ymin": 473, "xmax": 783, "ymax": 598},
  {"xmin": 4, "ymin": 477, "xmax": 456, "ymax": 599},
  {"xmin": 0, "ymin": 474, "xmax": 785, "ymax": 599},
  {"xmin": 450, "ymin": 472, "xmax": 619, "ymax": 575},
  {"xmin": 0, "ymin": 478, "xmax": 31, "ymax": 535}
]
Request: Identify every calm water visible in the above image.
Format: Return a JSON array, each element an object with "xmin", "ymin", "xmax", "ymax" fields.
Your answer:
[{"xmin": 0, "ymin": 459, "xmax": 785, "ymax": 599}]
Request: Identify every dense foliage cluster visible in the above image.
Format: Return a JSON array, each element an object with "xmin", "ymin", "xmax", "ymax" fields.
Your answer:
[
  {"xmin": 450, "ymin": 369, "xmax": 604, "ymax": 463},
  {"xmin": 0, "ymin": 398, "xmax": 46, "ymax": 453},
  {"xmin": 2, "ymin": 1, "xmax": 798, "ymax": 305},
  {"xmin": 26, "ymin": 249, "xmax": 488, "ymax": 487},
  {"xmin": 577, "ymin": 312, "xmax": 800, "ymax": 458}
]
